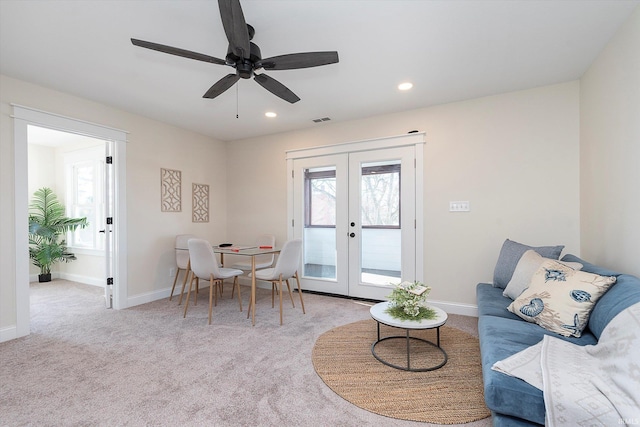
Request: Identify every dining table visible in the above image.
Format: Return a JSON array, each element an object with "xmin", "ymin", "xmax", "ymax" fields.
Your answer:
[{"xmin": 213, "ymin": 245, "xmax": 281, "ymax": 326}]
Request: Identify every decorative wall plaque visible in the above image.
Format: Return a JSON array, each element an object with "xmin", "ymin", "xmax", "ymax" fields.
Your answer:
[
  {"xmin": 161, "ymin": 168, "xmax": 181, "ymax": 212},
  {"xmin": 192, "ymin": 183, "xmax": 209, "ymax": 223}
]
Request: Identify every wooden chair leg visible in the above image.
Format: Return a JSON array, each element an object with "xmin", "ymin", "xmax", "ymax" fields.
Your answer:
[
  {"xmin": 278, "ymin": 276, "xmax": 284, "ymax": 325},
  {"xmin": 214, "ymin": 279, "xmax": 219, "ymax": 307},
  {"xmin": 183, "ymin": 275, "xmax": 197, "ymax": 318},
  {"xmin": 234, "ymin": 276, "xmax": 242, "ymax": 312},
  {"xmin": 271, "ymin": 283, "xmax": 276, "ymax": 308},
  {"xmin": 208, "ymin": 276, "xmax": 214, "ymax": 325},
  {"xmin": 295, "ymin": 272, "xmax": 306, "ymax": 314},
  {"xmin": 169, "ymin": 267, "xmax": 181, "ymax": 301},
  {"xmin": 178, "ymin": 269, "xmax": 191, "ymax": 305},
  {"xmin": 192, "ymin": 274, "xmax": 198, "ymax": 306},
  {"xmin": 285, "ymin": 279, "xmax": 295, "ymax": 308}
]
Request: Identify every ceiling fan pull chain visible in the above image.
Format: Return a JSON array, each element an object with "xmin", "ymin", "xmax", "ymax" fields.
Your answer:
[{"xmin": 236, "ymin": 83, "xmax": 239, "ymax": 119}]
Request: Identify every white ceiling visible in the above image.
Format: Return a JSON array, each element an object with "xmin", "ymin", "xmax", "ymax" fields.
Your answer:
[{"xmin": 1, "ymin": 1, "xmax": 638, "ymax": 142}]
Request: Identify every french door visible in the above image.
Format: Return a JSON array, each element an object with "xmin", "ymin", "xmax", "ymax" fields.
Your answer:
[{"xmin": 288, "ymin": 135, "xmax": 423, "ymax": 301}]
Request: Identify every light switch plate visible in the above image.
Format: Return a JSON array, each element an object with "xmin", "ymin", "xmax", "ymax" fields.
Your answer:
[{"xmin": 449, "ymin": 201, "xmax": 470, "ymax": 212}]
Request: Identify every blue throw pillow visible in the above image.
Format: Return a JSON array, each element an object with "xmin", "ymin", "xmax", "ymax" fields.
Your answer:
[{"xmin": 492, "ymin": 239, "xmax": 564, "ymax": 288}]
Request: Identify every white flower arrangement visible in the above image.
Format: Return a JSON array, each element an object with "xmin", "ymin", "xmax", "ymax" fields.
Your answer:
[{"xmin": 385, "ymin": 281, "xmax": 436, "ymax": 321}]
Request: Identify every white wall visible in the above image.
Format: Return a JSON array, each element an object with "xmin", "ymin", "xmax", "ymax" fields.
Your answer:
[
  {"xmin": 580, "ymin": 6, "xmax": 640, "ymax": 277},
  {"xmin": 1, "ymin": 74, "xmax": 228, "ymax": 338},
  {"xmin": 225, "ymin": 82, "xmax": 581, "ymax": 307}
]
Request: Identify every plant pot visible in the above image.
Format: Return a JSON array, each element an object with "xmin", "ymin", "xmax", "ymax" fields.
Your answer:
[{"xmin": 38, "ymin": 273, "xmax": 52, "ymax": 283}]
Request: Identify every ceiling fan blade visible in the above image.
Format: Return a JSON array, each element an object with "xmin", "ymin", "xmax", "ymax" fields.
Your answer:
[
  {"xmin": 254, "ymin": 74, "xmax": 300, "ymax": 104},
  {"xmin": 218, "ymin": 0, "xmax": 250, "ymax": 59},
  {"xmin": 131, "ymin": 38, "xmax": 226, "ymax": 65},
  {"xmin": 203, "ymin": 74, "xmax": 240, "ymax": 99},
  {"xmin": 258, "ymin": 51, "xmax": 339, "ymax": 70}
]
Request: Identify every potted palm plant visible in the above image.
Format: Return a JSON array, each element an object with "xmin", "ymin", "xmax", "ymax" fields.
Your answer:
[{"xmin": 28, "ymin": 187, "xmax": 88, "ymax": 282}]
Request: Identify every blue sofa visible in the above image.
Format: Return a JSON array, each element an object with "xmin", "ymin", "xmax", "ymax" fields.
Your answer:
[{"xmin": 477, "ymin": 254, "xmax": 640, "ymax": 426}]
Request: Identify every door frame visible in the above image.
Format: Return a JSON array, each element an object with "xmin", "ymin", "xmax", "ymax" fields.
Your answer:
[
  {"xmin": 12, "ymin": 104, "xmax": 128, "ymax": 338},
  {"xmin": 286, "ymin": 132, "xmax": 425, "ymax": 297}
]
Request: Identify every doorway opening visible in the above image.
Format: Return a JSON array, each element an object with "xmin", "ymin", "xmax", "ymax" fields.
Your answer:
[
  {"xmin": 27, "ymin": 125, "xmax": 109, "ymax": 310},
  {"xmin": 13, "ymin": 105, "xmax": 128, "ymax": 339}
]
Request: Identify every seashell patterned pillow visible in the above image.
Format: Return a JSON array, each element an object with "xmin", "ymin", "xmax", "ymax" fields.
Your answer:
[{"xmin": 507, "ymin": 259, "xmax": 617, "ymax": 337}]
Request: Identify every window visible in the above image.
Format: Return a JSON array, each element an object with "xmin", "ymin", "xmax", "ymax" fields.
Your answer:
[
  {"xmin": 65, "ymin": 146, "xmax": 105, "ymax": 252},
  {"xmin": 304, "ymin": 167, "xmax": 336, "ymax": 227},
  {"xmin": 360, "ymin": 162, "xmax": 400, "ymax": 228},
  {"xmin": 304, "ymin": 163, "xmax": 401, "ymax": 228}
]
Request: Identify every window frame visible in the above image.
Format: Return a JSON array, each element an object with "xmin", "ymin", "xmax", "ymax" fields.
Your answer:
[
  {"xmin": 64, "ymin": 146, "xmax": 105, "ymax": 254},
  {"xmin": 360, "ymin": 163, "xmax": 401, "ymax": 229}
]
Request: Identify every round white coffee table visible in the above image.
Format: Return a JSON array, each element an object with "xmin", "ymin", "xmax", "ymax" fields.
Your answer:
[{"xmin": 370, "ymin": 301, "xmax": 448, "ymax": 372}]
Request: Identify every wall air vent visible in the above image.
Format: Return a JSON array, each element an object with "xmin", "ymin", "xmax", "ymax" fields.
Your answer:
[{"xmin": 312, "ymin": 117, "xmax": 331, "ymax": 123}]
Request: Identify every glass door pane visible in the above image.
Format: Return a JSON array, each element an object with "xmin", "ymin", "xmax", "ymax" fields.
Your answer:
[
  {"xmin": 303, "ymin": 166, "xmax": 337, "ymax": 280},
  {"xmin": 360, "ymin": 161, "xmax": 402, "ymax": 285}
]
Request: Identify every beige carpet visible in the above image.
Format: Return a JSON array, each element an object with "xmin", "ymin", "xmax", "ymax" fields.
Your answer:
[
  {"xmin": 312, "ymin": 319, "xmax": 490, "ymax": 424},
  {"xmin": 1, "ymin": 280, "xmax": 492, "ymax": 426}
]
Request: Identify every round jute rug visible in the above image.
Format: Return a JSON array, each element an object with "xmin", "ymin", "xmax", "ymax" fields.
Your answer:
[{"xmin": 312, "ymin": 319, "xmax": 490, "ymax": 424}]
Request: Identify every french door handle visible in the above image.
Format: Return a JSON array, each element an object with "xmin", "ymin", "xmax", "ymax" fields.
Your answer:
[{"xmin": 349, "ymin": 232, "xmax": 355, "ymax": 238}]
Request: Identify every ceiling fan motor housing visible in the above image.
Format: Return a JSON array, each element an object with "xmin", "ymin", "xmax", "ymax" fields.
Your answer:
[{"xmin": 227, "ymin": 41, "xmax": 261, "ymax": 79}]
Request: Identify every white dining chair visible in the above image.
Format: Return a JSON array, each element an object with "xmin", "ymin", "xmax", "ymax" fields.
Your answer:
[
  {"xmin": 184, "ymin": 238, "xmax": 244, "ymax": 325},
  {"xmin": 170, "ymin": 234, "xmax": 196, "ymax": 304},
  {"xmin": 249, "ymin": 239, "xmax": 305, "ymax": 325}
]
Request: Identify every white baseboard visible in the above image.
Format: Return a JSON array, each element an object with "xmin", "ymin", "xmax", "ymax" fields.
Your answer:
[
  {"xmin": 59, "ymin": 273, "xmax": 105, "ymax": 287},
  {"xmin": 29, "ymin": 273, "xmax": 104, "ymax": 288},
  {"xmin": 0, "ymin": 325, "xmax": 18, "ymax": 343},
  {"xmin": 126, "ymin": 288, "xmax": 173, "ymax": 308},
  {"xmin": 123, "ymin": 278, "xmax": 479, "ymax": 318},
  {"xmin": 426, "ymin": 299, "xmax": 478, "ymax": 317}
]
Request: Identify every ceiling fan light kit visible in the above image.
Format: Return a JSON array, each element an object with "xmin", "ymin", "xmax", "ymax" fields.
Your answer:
[{"xmin": 131, "ymin": 0, "xmax": 339, "ymax": 104}]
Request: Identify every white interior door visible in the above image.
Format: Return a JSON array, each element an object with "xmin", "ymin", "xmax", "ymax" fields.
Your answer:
[{"xmin": 290, "ymin": 144, "xmax": 418, "ymax": 300}]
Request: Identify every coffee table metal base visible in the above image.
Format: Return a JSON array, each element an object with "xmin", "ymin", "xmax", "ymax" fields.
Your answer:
[{"xmin": 371, "ymin": 321, "xmax": 448, "ymax": 372}]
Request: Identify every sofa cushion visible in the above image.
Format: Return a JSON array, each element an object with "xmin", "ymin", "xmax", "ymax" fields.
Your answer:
[
  {"xmin": 560, "ymin": 254, "xmax": 620, "ymax": 277},
  {"xmin": 588, "ymin": 274, "xmax": 640, "ymax": 339},
  {"xmin": 561, "ymin": 254, "xmax": 640, "ymax": 340},
  {"xmin": 503, "ymin": 250, "xmax": 582, "ymax": 300},
  {"xmin": 492, "ymin": 239, "xmax": 564, "ymax": 289},
  {"xmin": 477, "ymin": 283, "xmax": 523, "ymax": 320},
  {"xmin": 507, "ymin": 259, "xmax": 616, "ymax": 337},
  {"xmin": 477, "ymin": 315, "xmax": 596, "ymax": 425}
]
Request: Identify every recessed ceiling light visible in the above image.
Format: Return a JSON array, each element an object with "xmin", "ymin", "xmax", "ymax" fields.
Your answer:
[
  {"xmin": 265, "ymin": 112, "xmax": 277, "ymax": 118},
  {"xmin": 398, "ymin": 82, "xmax": 413, "ymax": 91}
]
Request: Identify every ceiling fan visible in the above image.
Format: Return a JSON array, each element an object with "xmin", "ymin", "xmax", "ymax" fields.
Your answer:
[{"xmin": 131, "ymin": 0, "xmax": 339, "ymax": 104}]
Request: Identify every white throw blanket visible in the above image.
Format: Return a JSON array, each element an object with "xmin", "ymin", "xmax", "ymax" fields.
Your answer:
[{"xmin": 492, "ymin": 302, "xmax": 640, "ymax": 426}]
